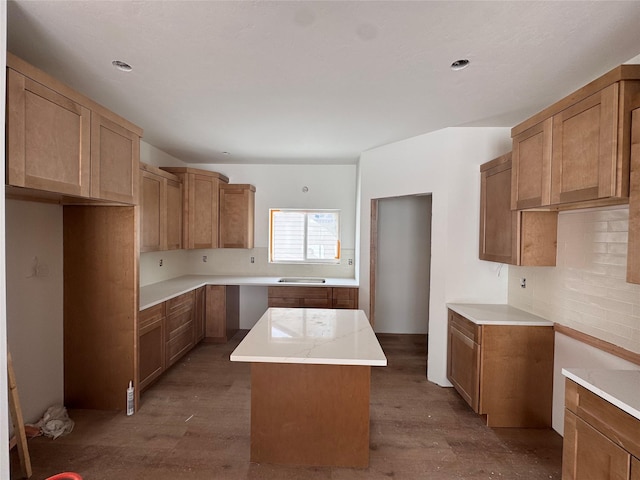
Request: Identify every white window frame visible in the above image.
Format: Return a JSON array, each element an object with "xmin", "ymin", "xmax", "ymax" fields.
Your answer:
[{"xmin": 269, "ymin": 209, "xmax": 341, "ymax": 264}]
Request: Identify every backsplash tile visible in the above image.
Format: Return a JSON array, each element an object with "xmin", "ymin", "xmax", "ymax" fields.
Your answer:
[{"xmin": 509, "ymin": 206, "xmax": 640, "ymax": 354}]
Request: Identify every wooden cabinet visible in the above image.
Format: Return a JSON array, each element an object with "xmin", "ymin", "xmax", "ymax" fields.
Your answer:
[
  {"xmin": 511, "ymin": 65, "xmax": 640, "ymax": 209},
  {"xmin": 165, "ymin": 291, "xmax": 195, "ymax": 367},
  {"xmin": 204, "ymin": 285, "xmax": 240, "ymax": 343},
  {"xmin": 628, "ymin": 108, "xmax": 640, "ymax": 284},
  {"xmin": 511, "ymin": 119, "xmax": 553, "ymax": 210},
  {"xmin": 161, "ymin": 167, "xmax": 229, "ymax": 249},
  {"xmin": 332, "ymin": 287, "xmax": 359, "ymax": 309},
  {"xmin": 480, "ymin": 152, "xmax": 558, "ymax": 265},
  {"xmin": 268, "ymin": 286, "xmax": 358, "ymax": 309},
  {"xmin": 219, "ymin": 184, "xmax": 256, "ymax": 248},
  {"xmin": 446, "ymin": 309, "xmax": 554, "ymax": 427},
  {"xmin": 6, "ymin": 53, "xmax": 142, "ymax": 204},
  {"xmin": 194, "ymin": 286, "xmax": 206, "ymax": 344},
  {"xmin": 138, "ymin": 303, "xmax": 166, "ymax": 392},
  {"xmin": 563, "ymin": 379, "xmax": 640, "ymax": 480},
  {"xmin": 140, "ymin": 163, "xmax": 182, "ymax": 252}
]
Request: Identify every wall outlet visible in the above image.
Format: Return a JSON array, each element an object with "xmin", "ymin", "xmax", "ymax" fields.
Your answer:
[
  {"xmin": 250, "ymin": 256, "xmax": 255, "ymax": 264},
  {"xmin": 202, "ymin": 255, "xmax": 208, "ymax": 263},
  {"xmin": 159, "ymin": 259, "xmax": 163, "ymax": 267},
  {"xmin": 520, "ymin": 278, "xmax": 526, "ymax": 289},
  {"xmin": 348, "ymin": 258, "xmax": 353, "ymax": 266}
]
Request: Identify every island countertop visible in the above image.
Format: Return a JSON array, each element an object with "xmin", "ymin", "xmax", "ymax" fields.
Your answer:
[{"xmin": 230, "ymin": 307, "xmax": 387, "ymax": 367}]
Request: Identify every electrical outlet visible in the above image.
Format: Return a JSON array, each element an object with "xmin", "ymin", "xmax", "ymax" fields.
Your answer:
[
  {"xmin": 250, "ymin": 256, "xmax": 255, "ymax": 264},
  {"xmin": 202, "ymin": 255, "xmax": 208, "ymax": 263},
  {"xmin": 159, "ymin": 259, "xmax": 163, "ymax": 267},
  {"xmin": 520, "ymin": 278, "xmax": 526, "ymax": 289},
  {"xmin": 348, "ymin": 258, "xmax": 353, "ymax": 266}
]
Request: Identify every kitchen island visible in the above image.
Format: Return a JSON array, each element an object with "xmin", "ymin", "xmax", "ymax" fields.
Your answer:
[{"xmin": 230, "ymin": 307, "xmax": 387, "ymax": 468}]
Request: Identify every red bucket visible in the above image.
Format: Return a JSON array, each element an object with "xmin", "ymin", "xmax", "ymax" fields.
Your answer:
[{"xmin": 45, "ymin": 474, "xmax": 83, "ymax": 480}]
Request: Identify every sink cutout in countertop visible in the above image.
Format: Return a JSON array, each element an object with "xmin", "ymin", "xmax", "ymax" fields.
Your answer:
[{"xmin": 278, "ymin": 278, "xmax": 326, "ymax": 284}]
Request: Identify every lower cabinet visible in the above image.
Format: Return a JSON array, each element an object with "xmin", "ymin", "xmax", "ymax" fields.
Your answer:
[
  {"xmin": 446, "ymin": 309, "xmax": 554, "ymax": 427},
  {"xmin": 563, "ymin": 379, "xmax": 640, "ymax": 480},
  {"xmin": 205, "ymin": 285, "xmax": 240, "ymax": 343},
  {"xmin": 166, "ymin": 291, "xmax": 195, "ymax": 368},
  {"xmin": 267, "ymin": 286, "xmax": 359, "ymax": 309},
  {"xmin": 194, "ymin": 286, "xmax": 206, "ymax": 343},
  {"xmin": 138, "ymin": 303, "xmax": 166, "ymax": 391}
]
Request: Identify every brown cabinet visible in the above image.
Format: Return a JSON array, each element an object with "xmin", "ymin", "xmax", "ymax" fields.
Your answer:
[
  {"xmin": 268, "ymin": 286, "xmax": 358, "ymax": 309},
  {"xmin": 480, "ymin": 152, "xmax": 558, "ymax": 265},
  {"xmin": 140, "ymin": 163, "xmax": 182, "ymax": 252},
  {"xmin": 138, "ymin": 303, "xmax": 166, "ymax": 392},
  {"xmin": 161, "ymin": 167, "xmax": 229, "ymax": 249},
  {"xmin": 219, "ymin": 184, "xmax": 256, "ymax": 248},
  {"xmin": 194, "ymin": 286, "xmax": 206, "ymax": 344},
  {"xmin": 204, "ymin": 285, "xmax": 240, "ymax": 343},
  {"xmin": 6, "ymin": 53, "xmax": 142, "ymax": 204},
  {"xmin": 511, "ymin": 65, "xmax": 640, "ymax": 210},
  {"xmin": 446, "ymin": 308, "xmax": 554, "ymax": 427},
  {"xmin": 165, "ymin": 291, "xmax": 195, "ymax": 367},
  {"xmin": 562, "ymin": 379, "xmax": 640, "ymax": 480},
  {"xmin": 628, "ymin": 108, "xmax": 640, "ymax": 284}
]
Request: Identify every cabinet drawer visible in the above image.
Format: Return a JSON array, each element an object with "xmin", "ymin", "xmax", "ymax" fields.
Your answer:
[
  {"xmin": 448, "ymin": 310, "xmax": 481, "ymax": 344},
  {"xmin": 139, "ymin": 303, "xmax": 165, "ymax": 332},
  {"xmin": 301, "ymin": 297, "xmax": 333, "ymax": 308},
  {"xmin": 167, "ymin": 309, "xmax": 194, "ymax": 338},
  {"xmin": 565, "ymin": 379, "xmax": 640, "ymax": 459},
  {"xmin": 167, "ymin": 321, "xmax": 194, "ymax": 366},
  {"xmin": 268, "ymin": 297, "xmax": 302, "ymax": 308},
  {"xmin": 166, "ymin": 291, "xmax": 195, "ymax": 317}
]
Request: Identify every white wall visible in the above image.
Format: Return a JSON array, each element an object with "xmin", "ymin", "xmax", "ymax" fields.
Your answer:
[
  {"xmin": 375, "ymin": 194, "xmax": 431, "ymax": 334},
  {"xmin": 6, "ymin": 201, "xmax": 64, "ymax": 425},
  {"xmin": 1, "ymin": 4, "xmax": 9, "ymax": 476},
  {"xmin": 359, "ymin": 127, "xmax": 512, "ymax": 386},
  {"xmin": 509, "ymin": 206, "xmax": 640, "ymax": 434}
]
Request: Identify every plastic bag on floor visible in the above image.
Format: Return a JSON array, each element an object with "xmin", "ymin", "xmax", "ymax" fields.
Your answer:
[{"xmin": 28, "ymin": 405, "xmax": 75, "ymax": 439}]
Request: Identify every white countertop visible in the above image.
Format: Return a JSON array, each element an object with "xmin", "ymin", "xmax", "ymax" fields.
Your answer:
[
  {"xmin": 562, "ymin": 368, "xmax": 640, "ymax": 421},
  {"xmin": 446, "ymin": 303, "xmax": 553, "ymax": 326},
  {"xmin": 230, "ymin": 307, "xmax": 387, "ymax": 367},
  {"xmin": 140, "ymin": 275, "xmax": 358, "ymax": 310}
]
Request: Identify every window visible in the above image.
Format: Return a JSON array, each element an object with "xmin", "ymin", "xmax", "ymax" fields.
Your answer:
[{"xmin": 269, "ymin": 209, "xmax": 340, "ymax": 263}]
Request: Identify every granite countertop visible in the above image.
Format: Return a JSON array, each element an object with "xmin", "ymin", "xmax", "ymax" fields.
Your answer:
[
  {"xmin": 446, "ymin": 303, "xmax": 553, "ymax": 326},
  {"xmin": 562, "ymin": 368, "xmax": 640, "ymax": 421},
  {"xmin": 140, "ymin": 275, "xmax": 359, "ymax": 310},
  {"xmin": 230, "ymin": 307, "xmax": 387, "ymax": 367}
]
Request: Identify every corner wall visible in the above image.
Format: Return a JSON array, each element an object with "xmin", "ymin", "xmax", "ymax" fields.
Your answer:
[{"xmin": 358, "ymin": 127, "xmax": 512, "ymax": 386}]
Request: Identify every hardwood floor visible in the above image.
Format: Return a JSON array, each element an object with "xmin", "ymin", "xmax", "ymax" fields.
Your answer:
[{"xmin": 11, "ymin": 332, "xmax": 563, "ymax": 479}]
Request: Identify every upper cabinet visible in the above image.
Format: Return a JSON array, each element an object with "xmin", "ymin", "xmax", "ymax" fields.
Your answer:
[
  {"xmin": 140, "ymin": 163, "xmax": 183, "ymax": 252},
  {"xmin": 219, "ymin": 183, "xmax": 256, "ymax": 249},
  {"xmin": 627, "ymin": 108, "xmax": 640, "ymax": 284},
  {"xmin": 480, "ymin": 153, "xmax": 557, "ymax": 266},
  {"xmin": 6, "ymin": 53, "xmax": 142, "ymax": 204},
  {"xmin": 161, "ymin": 167, "xmax": 229, "ymax": 249},
  {"xmin": 511, "ymin": 65, "xmax": 640, "ymax": 210}
]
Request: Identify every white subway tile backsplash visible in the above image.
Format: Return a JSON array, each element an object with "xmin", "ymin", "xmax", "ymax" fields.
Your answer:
[{"xmin": 509, "ymin": 206, "xmax": 640, "ymax": 354}]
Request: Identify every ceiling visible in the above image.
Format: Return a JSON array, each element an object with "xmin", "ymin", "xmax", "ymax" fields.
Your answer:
[{"xmin": 7, "ymin": 1, "xmax": 640, "ymax": 165}]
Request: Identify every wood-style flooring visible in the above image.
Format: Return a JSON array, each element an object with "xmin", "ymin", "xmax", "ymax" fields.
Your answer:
[{"xmin": 11, "ymin": 332, "xmax": 563, "ymax": 479}]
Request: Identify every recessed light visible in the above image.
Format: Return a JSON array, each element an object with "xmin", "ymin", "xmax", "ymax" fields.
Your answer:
[
  {"xmin": 450, "ymin": 59, "xmax": 470, "ymax": 71},
  {"xmin": 112, "ymin": 60, "xmax": 132, "ymax": 72}
]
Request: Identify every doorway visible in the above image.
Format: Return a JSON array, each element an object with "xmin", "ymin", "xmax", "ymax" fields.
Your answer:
[{"xmin": 370, "ymin": 194, "xmax": 432, "ymax": 336}]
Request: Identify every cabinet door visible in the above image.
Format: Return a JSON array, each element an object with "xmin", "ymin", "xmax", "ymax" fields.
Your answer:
[
  {"xmin": 563, "ymin": 411, "xmax": 631, "ymax": 480},
  {"xmin": 166, "ymin": 178, "xmax": 183, "ymax": 250},
  {"xmin": 6, "ymin": 69, "xmax": 91, "ymax": 197},
  {"xmin": 188, "ymin": 174, "xmax": 221, "ymax": 249},
  {"xmin": 511, "ymin": 118, "xmax": 552, "ymax": 209},
  {"xmin": 138, "ymin": 304, "xmax": 165, "ymax": 391},
  {"xmin": 551, "ymin": 84, "xmax": 619, "ymax": 205},
  {"xmin": 194, "ymin": 286, "xmax": 206, "ymax": 344},
  {"xmin": 165, "ymin": 292, "xmax": 195, "ymax": 367},
  {"xmin": 446, "ymin": 311, "xmax": 480, "ymax": 412},
  {"xmin": 519, "ymin": 211, "xmax": 557, "ymax": 266},
  {"xmin": 480, "ymin": 154, "xmax": 517, "ymax": 264},
  {"xmin": 631, "ymin": 457, "xmax": 640, "ymax": 480},
  {"xmin": 205, "ymin": 285, "xmax": 227, "ymax": 341},
  {"xmin": 140, "ymin": 169, "xmax": 164, "ymax": 252},
  {"xmin": 628, "ymin": 108, "xmax": 640, "ymax": 284},
  {"xmin": 219, "ymin": 184, "xmax": 255, "ymax": 248},
  {"xmin": 91, "ymin": 113, "xmax": 140, "ymax": 204},
  {"xmin": 332, "ymin": 288, "xmax": 359, "ymax": 309}
]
